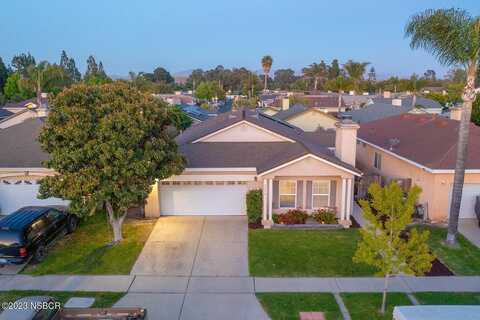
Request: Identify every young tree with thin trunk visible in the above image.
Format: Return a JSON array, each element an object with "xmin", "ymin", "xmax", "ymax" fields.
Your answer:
[
  {"xmin": 38, "ymin": 82, "xmax": 185, "ymax": 243},
  {"xmin": 23, "ymin": 62, "xmax": 67, "ymax": 107},
  {"xmin": 261, "ymin": 55, "xmax": 273, "ymax": 92},
  {"xmin": 405, "ymin": 8, "xmax": 480, "ymax": 245},
  {"xmin": 354, "ymin": 182, "xmax": 433, "ymax": 315}
]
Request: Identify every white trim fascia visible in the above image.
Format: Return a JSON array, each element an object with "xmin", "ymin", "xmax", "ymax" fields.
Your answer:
[
  {"xmin": 0, "ymin": 167, "xmax": 53, "ymax": 173},
  {"xmin": 184, "ymin": 167, "xmax": 257, "ymax": 172},
  {"xmin": 258, "ymin": 154, "xmax": 362, "ymax": 177},
  {"xmin": 357, "ymin": 137, "xmax": 480, "ymax": 174},
  {"xmin": 192, "ymin": 120, "xmax": 295, "ymax": 143}
]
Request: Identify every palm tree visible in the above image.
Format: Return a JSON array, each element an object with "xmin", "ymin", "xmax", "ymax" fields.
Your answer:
[
  {"xmin": 261, "ymin": 55, "xmax": 273, "ymax": 92},
  {"xmin": 406, "ymin": 8, "xmax": 480, "ymax": 245},
  {"xmin": 302, "ymin": 62, "xmax": 328, "ymax": 91},
  {"xmin": 343, "ymin": 60, "xmax": 369, "ymax": 93}
]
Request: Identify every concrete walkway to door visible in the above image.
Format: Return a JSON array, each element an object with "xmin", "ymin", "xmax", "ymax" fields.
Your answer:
[{"xmin": 130, "ymin": 216, "xmax": 249, "ymax": 276}]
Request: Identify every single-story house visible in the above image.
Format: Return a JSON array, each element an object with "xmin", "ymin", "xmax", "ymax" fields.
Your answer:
[
  {"xmin": 144, "ymin": 109, "xmax": 362, "ymax": 227},
  {"xmin": 0, "ymin": 109, "xmax": 361, "ymax": 228},
  {"xmin": 356, "ymin": 113, "xmax": 480, "ymax": 222}
]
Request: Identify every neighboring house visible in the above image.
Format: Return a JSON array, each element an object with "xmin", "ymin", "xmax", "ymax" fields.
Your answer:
[
  {"xmin": 154, "ymin": 92, "xmax": 195, "ymax": 106},
  {"xmin": 373, "ymin": 95, "xmax": 443, "ymax": 113},
  {"xmin": 344, "ymin": 102, "xmax": 413, "ymax": 124},
  {"xmin": 356, "ymin": 113, "xmax": 480, "ymax": 222},
  {"xmin": 178, "ymin": 104, "xmax": 214, "ymax": 124},
  {"xmin": 144, "ymin": 109, "xmax": 361, "ymax": 227},
  {"xmin": 0, "ymin": 118, "xmax": 68, "ymax": 215},
  {"xmin": 272, "ymin": 104, "xmax": 339, "ymax": 131},
  {"xmin": 0, "ymin": 98, "xmax": 48, "ymax": 129}
]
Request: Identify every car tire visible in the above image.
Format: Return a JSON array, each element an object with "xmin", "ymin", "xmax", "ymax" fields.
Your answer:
[
  {"xmin": 67, "ymin": 216, "xmax": 78, "ymax": 234},
  {"xmin": 33, "ymin": 245, "xmax": 47, "ymax": 263}
]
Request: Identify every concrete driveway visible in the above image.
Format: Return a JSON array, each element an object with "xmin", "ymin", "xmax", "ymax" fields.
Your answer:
[{"xmin": 131, "ymin": 216, "xmax": 248, "ymax": 276}]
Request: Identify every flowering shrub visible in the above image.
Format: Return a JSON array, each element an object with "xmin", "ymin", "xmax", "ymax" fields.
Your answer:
[
  {"xmin": 276, "ymin": 209, "xmax": 308, "ymax": 225},
  {"xmin": 312, "ymin": 208, "xmax": 337, "ymax": 224}
]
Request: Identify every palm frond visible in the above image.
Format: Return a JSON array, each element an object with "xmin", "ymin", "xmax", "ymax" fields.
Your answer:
[{"xmin": 405, "ymin": 8, "xmax": 479, "ymax": 66}]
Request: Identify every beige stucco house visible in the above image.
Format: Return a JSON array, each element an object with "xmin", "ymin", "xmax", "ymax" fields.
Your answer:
[
  {"xmin": 357, "ymin": 113, "xmax": 480, "ymax": 222},
  {"xmin": 144, "ymin": 109, "xmax": 361, "ymax": 227}
]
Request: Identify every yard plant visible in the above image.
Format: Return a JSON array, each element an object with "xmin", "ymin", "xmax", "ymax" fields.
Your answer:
[
  {"xmin": 276, "ymin": 209, "xmax": 308, "ymax": 225},
  {"xmin": 354, "ymin": 182, "xmax": 433, "ymax": 315},
  {"xmin": 312, "ymin": 208, "xmax": 337, "ymax": 224},
  {"xmin": 38, "ymin": 82, "xmax": 185, "ymax": 243},
  {"xmin": 246, "ymin": 189, "xmax": 263, "ymax": 224}
]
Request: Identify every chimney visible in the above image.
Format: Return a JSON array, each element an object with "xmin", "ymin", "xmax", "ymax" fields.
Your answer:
[
  {"xmin": 450, "ymin": 107, "xmax": 462, "ymax": 121},
  {"xmin": 383, "ymin": 91, "xmax": 391, "ymax": 99},
  {"xmin": 282, "ymin": 98, "xmax": 290, "ymax": 110},
  {"xmin": 335, "ymin": 115, "xmax": 360, "ymax": 167},
  {"xmin": 392, "ymin": 98, "xmax": 402, "ymax": 107}
]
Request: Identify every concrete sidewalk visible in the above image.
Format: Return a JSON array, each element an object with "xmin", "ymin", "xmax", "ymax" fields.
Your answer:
[{"xmin": 2, "ymin": 275, "xmax": 479, "ymax": 293}]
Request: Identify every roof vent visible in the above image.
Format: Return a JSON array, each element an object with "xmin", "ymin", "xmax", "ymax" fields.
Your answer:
[{"xmin": 388, "ymin": 138, "xmax": 400, "ymax": 150}]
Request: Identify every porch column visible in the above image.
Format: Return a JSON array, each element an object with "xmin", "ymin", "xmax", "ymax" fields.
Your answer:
[
  {"xmin": 262, "ymin": 178, "xmax": 274, "ymax": 229},
  {"xmin": 346, "ymin": 178, "xmax": 353, "ymax": 220},
  {"xmin": 340, "ymin": 178, "xmax": 347, "ymax": 220},
  {"xmin": 268, "ymin": 179, "xmax": 273, "ymax": 221}
]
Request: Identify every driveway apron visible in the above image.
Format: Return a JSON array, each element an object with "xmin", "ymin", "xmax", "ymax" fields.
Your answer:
[{"xmin": 130, "ymin": 216, "xmax": 248, "ymax": 277}]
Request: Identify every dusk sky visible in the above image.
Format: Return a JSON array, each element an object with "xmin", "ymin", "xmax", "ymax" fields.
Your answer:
[{"xmin": 1, "ymin": 0, "xmax": 479, "ymax": 79}]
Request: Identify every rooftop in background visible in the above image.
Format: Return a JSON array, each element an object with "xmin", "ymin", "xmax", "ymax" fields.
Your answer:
[
  {"xmin": 1, "ymin": 96, "xmax": 49, "ymax": 111},
  {"xmin": 358, "ymin": 113, "xmax": 480, "ymax": 170}
]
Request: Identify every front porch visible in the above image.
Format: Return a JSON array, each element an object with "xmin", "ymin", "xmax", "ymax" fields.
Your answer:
[{"xmin": 260, "ymin": 176, "xmax": 355, "ymax": 228}]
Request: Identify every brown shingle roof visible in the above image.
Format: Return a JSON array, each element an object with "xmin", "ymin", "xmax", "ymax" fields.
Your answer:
[
  {"xmin": 358, "ymin": 113, "xmax": 480, "ymax": 170},
  {"xmin": 177, "ymin": 109, "xmax": 360, "ymax": 174}
]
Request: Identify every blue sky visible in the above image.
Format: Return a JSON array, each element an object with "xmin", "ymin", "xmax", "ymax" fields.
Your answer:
[{"xmin": 1, "ymin": 0, "xmax": 479, "ymax": 79}]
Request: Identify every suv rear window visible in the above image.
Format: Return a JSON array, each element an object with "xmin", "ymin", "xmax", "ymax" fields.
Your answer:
[{"xmin": 0, "ymin": 230, "xmax": 23, "ymax": 247}]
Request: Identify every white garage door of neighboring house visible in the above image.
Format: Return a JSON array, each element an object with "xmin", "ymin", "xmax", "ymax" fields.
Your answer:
[
  {"xmin": 160, "ymin": 183, "xmax": 247, "ymax": 215},
  {"xmin": 0, "ymin": 182, "xmax": 69, "ymax": 215},
  {"xmin": 449, "ymin": 184, "xmax": 480, "ymax": 219}
]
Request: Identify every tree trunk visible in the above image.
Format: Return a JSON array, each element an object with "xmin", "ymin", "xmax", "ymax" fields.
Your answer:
[
  {"xmin": 411, "ymin": 93, "xmax": 417, "ymax": 108},
  {"xmin": 264, "ymin": 73, "xmax": 268, "ymax": 92},
  {"xmin": 36, "ymin": 78, "xmax": 42, "ymax": 108},
  {"xmin": 380, "ymin": 273, "xmax": 389, "ymax": 315},
  {"xmin": 446, "ymin": 62, "xmax": 478, "ymax": 246},
  {"xmin": 106, "ymin": 201, "xmax": 127, "ymax": 244},
  {"xmin": 314, "ymin": 78, "xmax": 318, "ymax": 91}
]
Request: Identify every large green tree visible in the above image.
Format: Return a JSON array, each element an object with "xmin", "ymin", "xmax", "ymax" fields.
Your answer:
[
  {"xmin": 406, "ymin": 8, "xmax": 480, "ymax": 245},
  {"xmin": 0, "ymin": 57, "xmax": 10, "ymax": 93},
  {"xmin": 354, "ymin": 182, "xmax": 433, "ymax": 315},
  {"xmin": 274, "ymin": 69, "xmax": 296, "ymax": 90},
  {"xmin": 3, "ymin": 73, "xmax": 35, "ymax": 101},
  {"xmin": 60, "ymin": 50, "xmax": 81, "ymax": 83},
  {"xmin": 38, "ymin": 82, "xmax": 185, "ymax": 243},
  {"xmin": 84, "ymin": 55, "xmax": 110, "ymax": 84},
  {"xmin": 11, "ymin": 52, "xmax": 36, "ymax": 76},
  {"xmin": 261, "ymin": 55, "xmax": 273, "ymax": 91}
]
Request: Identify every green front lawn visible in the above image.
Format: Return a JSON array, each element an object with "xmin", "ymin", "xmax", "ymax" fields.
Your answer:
[
  {"xmin": 24, "ymin": 214, "xmax": 156, "ymax": 275},
  {"xmin": 0, "ymin": 290, "xmax": 124, "ymax": 308},
  {"xmin": 256, "ymin": 293, "xmax": 342, "ymax": 320},
  {"xmin": 341, "ymin": 293, "xmax": 411, "ymax": 320},
  {"xmin": 416, "ymin": 226, "xmax": 480, "ymax": 275},
  {"xmin": 415, "ymin": 292, "xmax": 480, "ymax": 305},
  {"xmin": 249, "ymin": 229, "xmax": 377, "ymax": 277}
]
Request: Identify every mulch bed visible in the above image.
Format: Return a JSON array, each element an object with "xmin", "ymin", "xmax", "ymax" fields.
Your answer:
[
  {"xmin": 350, "ymin": 216, "xmax": 361, "ymax": 229},
  {"xmin": 249, "ymin": 222, "xmax": 264, "ymax": 229},
  {"xmin": 425, "ymin": 258, "xmax": 454, "ymax": 276}
]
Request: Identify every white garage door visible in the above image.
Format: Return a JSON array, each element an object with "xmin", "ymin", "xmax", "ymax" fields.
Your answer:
[
  {"xmin": 0, "ymin": 182, "xmax": 69, "ymax": 215},
  {"xmin": 160, "ymin": 183, "xmax": 247, "ymax": 215},
  {"xmin": 450, "ymin": 184, "xmax": 480, "ymax": 219}
]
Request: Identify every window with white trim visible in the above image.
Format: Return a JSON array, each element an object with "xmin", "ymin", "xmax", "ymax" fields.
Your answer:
[
  {"xmin": 312, "ymin": 181, "xmax": 330, "ymax": 208},
  {"xmin": 374, "ymin": 152, "xmax": 382, "ymax": 170},
  {"xmin": 279, "ymin": 180, "xmax": 296, "ymax": 208}
]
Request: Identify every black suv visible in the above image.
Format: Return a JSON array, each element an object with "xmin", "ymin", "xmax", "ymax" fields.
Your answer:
[{"xmin": 0, "ymin": 206, "xmax": 78, "ymax": 265}]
